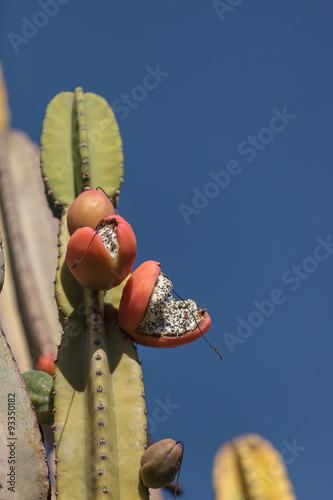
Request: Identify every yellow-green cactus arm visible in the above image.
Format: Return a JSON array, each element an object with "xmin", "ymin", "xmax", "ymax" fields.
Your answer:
[
  {"xmin": 40, "ymin": 87, "xmax": 124, "ymax": 216},
  {"xmin": 213, "ymin": 434, "xmax": 297, "ymax": 500}
]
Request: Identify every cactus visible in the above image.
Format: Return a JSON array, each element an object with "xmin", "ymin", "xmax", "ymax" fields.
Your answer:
[
  {"xmin": 39, "ymin": 86, "xmax": 146, "ymax": 499},
  {"xmin": 22, "ymin": 370, "xmax": 54, "ymax": 426},
  {"xmin": 0, "ymin": 131, "xmax": 59, "ymax": 358},
  {"xmin": 0, "ymin": 61, "xmax": 299, "ymax": 500},
  {"xmin": 0, "ymin": 61, "xmax": 59, "ymax": 369},
  {"xmin": 213, "ymin": 434, "xmax": 297, "ymax": 500},
  {"xmin": 40, "ymin": 87, "xmax": 124, "ymax": 216},
  {"xmin": 0, "ymin": 228, "xmax": 4, "ymax": 293},
  {"xmin": 0, "ymin": 322, "xmax": 50, "ymax": 498},
  {"xmin": 0, "ymin": 63, "xmax": 9, "ymax": 133}
]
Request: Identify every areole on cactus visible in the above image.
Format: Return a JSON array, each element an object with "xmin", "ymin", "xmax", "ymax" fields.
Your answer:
[{"xmin": 118, "ymin": 260, "xmax": 211, "ymax": 347}]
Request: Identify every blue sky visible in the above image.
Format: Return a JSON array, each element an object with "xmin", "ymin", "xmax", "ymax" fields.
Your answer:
[{"xmin": 1, "ymin": 1, "xmax": 332, "ymax": 498}]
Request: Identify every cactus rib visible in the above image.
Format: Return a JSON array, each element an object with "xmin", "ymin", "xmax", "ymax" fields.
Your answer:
[{"xmin": 75, "ymin": 87, "xmax": 91, "ymax": 190}]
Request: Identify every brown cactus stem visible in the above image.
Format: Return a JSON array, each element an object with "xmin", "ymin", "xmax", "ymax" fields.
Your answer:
[{"xmin": 0, "ymin": 132, "xmax": 58, "ymax": 356}]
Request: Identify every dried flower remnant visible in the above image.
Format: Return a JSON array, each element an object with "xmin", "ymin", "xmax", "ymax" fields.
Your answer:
[{"xmin": 140, "ymin": 439, "xmax": 183, "ymax": 489}]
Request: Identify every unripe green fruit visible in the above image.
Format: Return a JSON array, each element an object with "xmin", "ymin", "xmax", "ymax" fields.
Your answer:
[
  {"xmin": 23, "ymin": 370, "xmax": 53, "ymax": 425},
  {"xmin": 67, "ymin": 189, "xmax": 115, "ymax": 235},
  {"xmin": 140, "ymin": 439, "xmax": 183, "ymax": 489}
]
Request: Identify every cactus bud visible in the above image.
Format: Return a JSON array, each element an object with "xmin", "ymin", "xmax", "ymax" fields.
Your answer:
[
  {"xmin": 23, "ymin": 370, "xmax": 53, "ymax": 425},
  {"xmin": 118, "ymin": 261, "xmax": 211, "ymax": 347},
  {"xmin": 36, "ymin": 353, "xmax": 55, "ymax": 376},
  {"xmin": 67, "ymin": 189, "xmax": 115, "ymax": 235},
  {"xmin": 140, "ymin": 439, "xmax": 183, "ymax": 489},
  {"xmin": 66, "ymin": 215, "xmax": 137, "ymax": 290}
]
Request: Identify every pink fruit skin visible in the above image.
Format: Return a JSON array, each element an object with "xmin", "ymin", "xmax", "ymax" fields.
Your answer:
[
  {"xmin": 66, "ymin": 215, "xmax": 137, "ymax": 290},
  {"xmin": 67, "ymin": 190, "xmax": 115, "ymax": 235},
  {"xmin": 130, "ymin": 313, "xmax": 211, "ymax": 348},
  {"xmin": 118, "ymin": 261, "xmax": 161, "ymax": 334}
]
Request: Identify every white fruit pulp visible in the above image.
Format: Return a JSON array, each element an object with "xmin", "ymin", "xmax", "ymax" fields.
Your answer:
[{"xmin": 139, "ymin": 273, "xmax": 200, "ymax": 336}]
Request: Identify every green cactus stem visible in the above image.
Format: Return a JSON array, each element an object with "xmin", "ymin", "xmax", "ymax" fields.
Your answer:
[
  {"xmin": 40, "ymin": 88, "xmax": 149, "ymax": 499},
  {"xmin": 52, "ymin": 214, "xmax": 148, "ymax": 499},
  {"xmin": 53, "ymin": 278, "xmax": 148, "ymax": 498},
  {"xmin": 40, "ymin": 88, "xmax": 124, "ymax": 216},
  {"xmin": 23, "ymin": 370, "xmax": 54, "ymax": 425}
]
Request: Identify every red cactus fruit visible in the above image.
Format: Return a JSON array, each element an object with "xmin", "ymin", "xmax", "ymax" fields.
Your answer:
[
  {"xmin": 67, "ymin": 189, "xmax": 115, "ymax": 236},
  {"xmin": 66, "ymin": 215, "xmax": 137, "ymax": 290},
  {"xmin": 118, "ymin": 261, "xmax": 211, "ymax": 347},
  {"xmin": 36, "ymin": 353, "xmax": 55, "ymax": 376}
]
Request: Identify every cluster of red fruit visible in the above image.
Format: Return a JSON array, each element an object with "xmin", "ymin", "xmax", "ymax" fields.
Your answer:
[
  {"xmin": 37, "ymin": 189, "xmax": 211, "ymax": 375},
  {"xmin": 65, "ymin": 189, "xmax": 211, "ymax": 347}
]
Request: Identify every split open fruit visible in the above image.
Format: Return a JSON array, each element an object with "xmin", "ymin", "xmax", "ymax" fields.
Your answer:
[
  {"xmin": 66, "ymin": 215, "xmax": 137, "ymax": 290},
  {"xmin": 67, "ymin": 189, "xmax": 115, "ymax": 236},
  {"xmin": 118, "ymin": 260, "xmax": 211, "ymax": 347}
]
